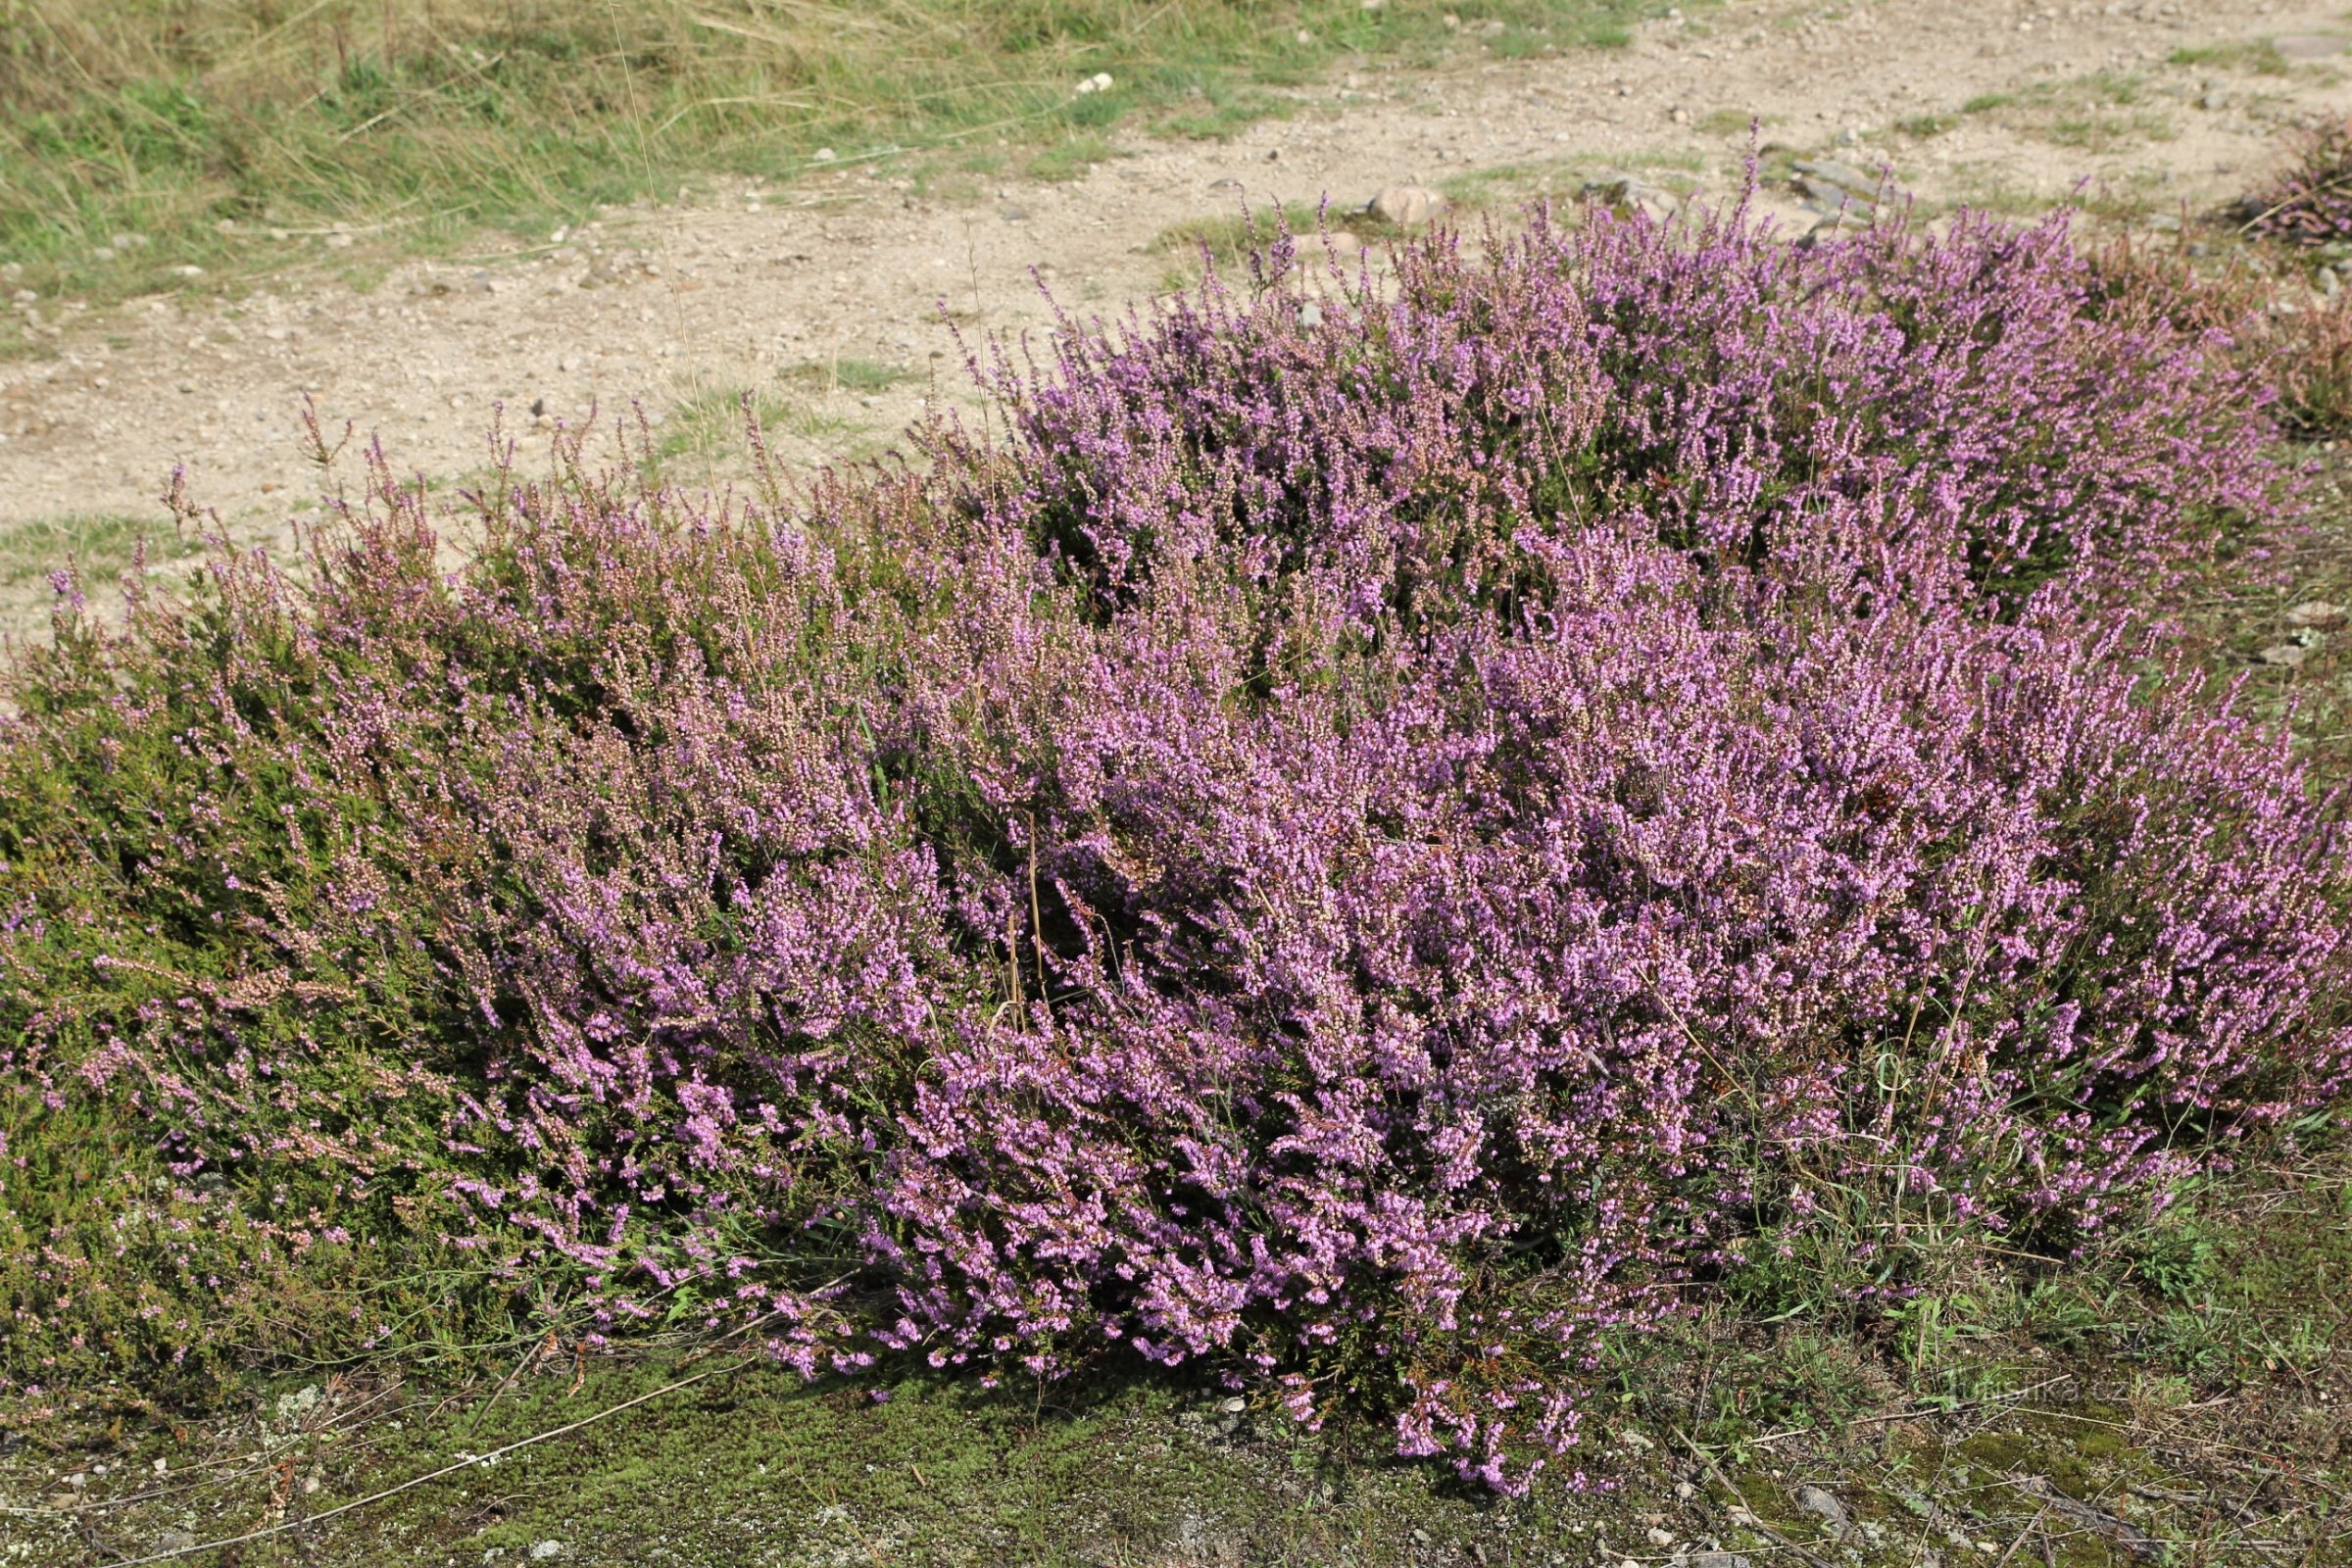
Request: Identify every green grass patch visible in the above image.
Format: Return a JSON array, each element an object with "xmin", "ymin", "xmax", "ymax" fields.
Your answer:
[
  {"xmin": 1698, "ymin": 107, "xmax": 1770, "ymax": 137},
  {"xmin": 654, "ymin": 385, "xmax": 795, "ymax": 468},
  {"xmin": 1152, "ymin": 200, "xmax": 1377, "ymax": 269},
  {"xmin": 651, "ymin": 373, "xmax": 902, "ymax": 479},
  {"xmin": 0, "ymin": 512, "xmax": 198, "ymax": 592},
  {"xmin": 2045, "ymin": 112, "xmax": 2175, "ymax": 152},
  {"xmin": 0, "ymin": 0, "xmax": 1695, "ymax": 334},
  {"xmin": 781, "ymin": 356, "xmax": 918, "ymax": 394},
  {"xmin": 2170, "ymin": 39, "xmax": 2294, "ymax": 74},
  {"xmin": 1949, "ymin": 73, "xmax": 2173, "ymax": 156}
]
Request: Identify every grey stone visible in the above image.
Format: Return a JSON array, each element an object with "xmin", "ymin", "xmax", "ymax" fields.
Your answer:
[
  {"xmin": 155, "ymin": 1531, "xmax": 198, "ymax": 1553},
  {"xmin": 2285, "ymin": 600, "xmax": 2347, "ymax": 630},
  {"xmin": 1582, "ymin": 173, "xmax": 1679, "ymax": 223},
  {"xmin": 1795, "ymin": 173, "xmax": 1874, "ymax": 216},
  {"xmin": 528, "ymin": 1542, "xmax": 564, "ymax": 1561},
  {"xmin": 1691, "ymin": 1555, "xmax": 1753, "ymax": 1568},
  {"xmin": 1791, "ymin": 158, "xmax": 1876, "ymax": 194},
  {"xmin": 2259, "ymin": 643, "xmax": 2314, "ymax": 667},
  {"xmin": 2277, "ymin": 33, "xmax": 2351, "ymax": 61},
  {"xmin": 1367, "ymin": 184, "xmax": 1449, "ymax": 226},
  {"xmin": 1795, "ymin": 1484, "xmax": 1850, "ymax": 1535}
]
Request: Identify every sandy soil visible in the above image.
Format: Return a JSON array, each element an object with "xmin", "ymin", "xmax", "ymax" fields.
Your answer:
[{"xmin": 3, "ymin": 0, "xmax": 2350, "ymax": 554}]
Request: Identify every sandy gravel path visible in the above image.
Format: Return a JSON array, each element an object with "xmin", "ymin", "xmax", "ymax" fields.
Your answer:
[{"xmin": 3, "ymin": 0, "xmax": 2349, "ymax": 562}]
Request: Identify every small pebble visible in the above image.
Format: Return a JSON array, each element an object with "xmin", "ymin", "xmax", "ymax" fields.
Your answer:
[
  {"xmin": 2285, "ymin": 601, "xmax": 2347, "ymax": 630},
  {"xmin": 1368, "ymin": 185, "xmax": 1449, "ymax": 226},
  {"xmin": 1796, "ymin": 1484, "xmax": 1850, "ymax": 1536}
]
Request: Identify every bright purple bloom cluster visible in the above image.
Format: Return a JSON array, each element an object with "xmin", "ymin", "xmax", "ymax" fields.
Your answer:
[{"xmin": 3, "ymin": 198, "xmax": 2345, "ymax": 1488}]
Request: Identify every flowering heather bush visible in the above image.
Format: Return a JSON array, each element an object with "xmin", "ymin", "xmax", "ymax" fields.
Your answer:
[
  {"xmin": 3, "ymin": 199, "xmax": 2345, "ymax": 1490},
  {"xmin": 2244, "ymin": 119, "xmax": 2352, "ymax": 248},
  {"xmin": 978, "ymin": 201, "xmax": 2278, "ymax": 620}
]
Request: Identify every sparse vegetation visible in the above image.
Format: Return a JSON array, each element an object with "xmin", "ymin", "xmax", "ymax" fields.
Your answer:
[
  {"xmin": 779, "ymin": 357, "xmax": 917, "ymax": 395},
  {"xmin": 1954, "ymin": 72, "xmax": 2174, "ymax": 157},
  {"xmin": 0, "ymin": 510, "xmax": 193, "ymax": 592},
  {"xmin": 2170, "ymin": 39, "xmax": 2292, "ymax": 76},
  {"xmin": 0, "ymin": 0, "xmax": 1688, "ymax": 336}
]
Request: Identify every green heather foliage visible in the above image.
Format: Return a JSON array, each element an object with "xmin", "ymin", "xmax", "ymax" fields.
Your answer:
[{"xmin": 2, "ymin": 201, "xmax": 2346, "ymax": 1490}]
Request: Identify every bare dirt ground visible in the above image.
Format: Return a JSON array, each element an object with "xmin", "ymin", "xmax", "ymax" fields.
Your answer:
[{"xmin": 3, "ymin": 0, "xmax": 2350, "ymax": 573}]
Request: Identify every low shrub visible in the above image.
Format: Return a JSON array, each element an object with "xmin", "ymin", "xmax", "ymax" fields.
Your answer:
[
  {"xmin": 975, "ymin": 201, "xmax": 2278, "ymax": 620},
  {"xmin": 2242, "ymin": 118, "xmax": 2352, "ymax": 247},
  {"xmin": 3, "ymin": 199, "xmax": 2343, "ymax": 1491},
  {"xmin": 2081, "ymin": 220, "xmax": 2352, "ymax": 441},
  {"xmin": 2268, "ymin": 287, "xmax": 2352, "ymax": 438}
]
